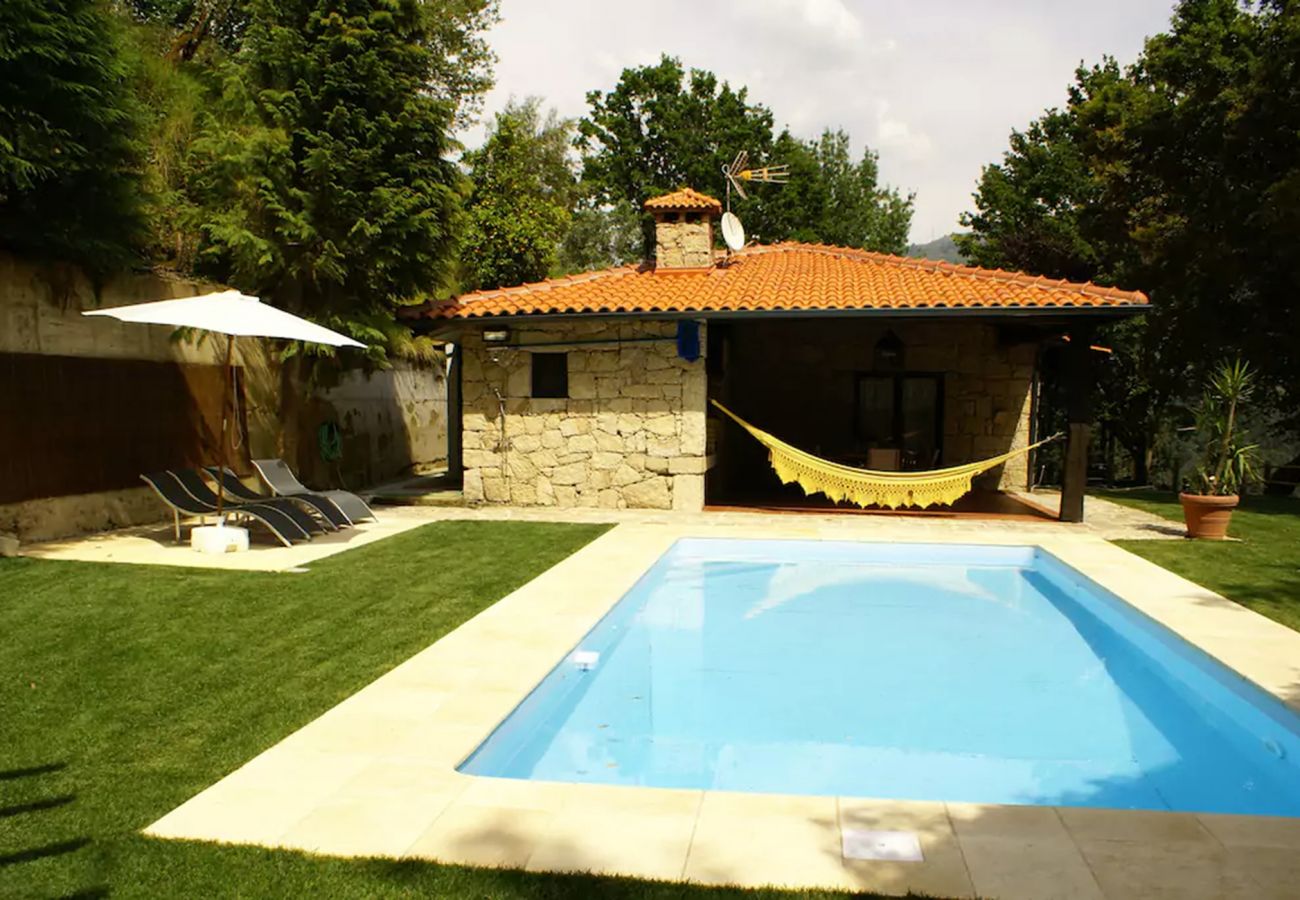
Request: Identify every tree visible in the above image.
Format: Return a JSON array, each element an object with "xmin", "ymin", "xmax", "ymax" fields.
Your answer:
[
  {"xmin": 461, "ymin": 98, "xmax": 575, "ymax": 291},
  {"xmin": 0, "ymin": 0, "xmax": 148, "ymax": 273},
  {"xmin": 124, "ymin": 0, "xmax": 498, "ymax": 126},
  {"xmin": 746, "ymin": 129, "xmax": 913, "ymax": 253},
  {"xmin": 959, "ymin": 0, "xmax": 1300, "ymax": 477},
  {"xmin": 123, "ymin": 0, "xmax": 252, "ymax": 60},
  {"xmin": 557, "ymin": 197, "xmax": 641, "ymax": 273},
  {"xmin": 577, "ymin": 55, "xmax": 775, "ymax": 253},
  {"xmin": 956, "ymin": 108, "xmax": 1105, "ymax": 282},
  {"xmin": 187, "ymin": 0, "xmax": 466, "ymax": 360},
  {"xmin": 577, "ymin": 57, "xmax": 912, "ymax": 257},
  {"xmin": 420, "ymin": 0, "xmax": 500, "ymax": 129}
]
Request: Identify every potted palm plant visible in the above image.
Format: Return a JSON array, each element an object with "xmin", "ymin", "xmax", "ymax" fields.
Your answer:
[{"xmin": 1180, "ymin": 359, "xmax": 1259, "ymax": 540}]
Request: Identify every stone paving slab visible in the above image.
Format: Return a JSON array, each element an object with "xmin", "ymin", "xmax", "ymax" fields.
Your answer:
[{"xmin": 22, "ymin": 490, "xmax": 1177, "ymax": 572}]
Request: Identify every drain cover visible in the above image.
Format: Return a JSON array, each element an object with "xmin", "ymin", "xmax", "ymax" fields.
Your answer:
[{"xmin": 842, "ymin": 829, "xmax": 923, "ymax": 862}]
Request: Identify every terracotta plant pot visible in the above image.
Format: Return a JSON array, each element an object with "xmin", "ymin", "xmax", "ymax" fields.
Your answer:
[{"xmin": 1180, "ymin": 493, "xmax": 1240, "ymax": 540}]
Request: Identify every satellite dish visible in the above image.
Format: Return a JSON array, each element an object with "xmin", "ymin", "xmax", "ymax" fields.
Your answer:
[{"xmin": 721, "ymin": 211, "xmax": 745, "ymax": 251}]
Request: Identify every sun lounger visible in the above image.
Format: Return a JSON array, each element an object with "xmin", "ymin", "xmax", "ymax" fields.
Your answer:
[
  {"xmin": 205, "ymin": 466, "xmax": 351, "ymax": 531},
  {"xmin": 171, "ymin": 469, "xmax": 327, "ymax": 538},
  {"xmin": 252, "ymin": 459, "xmax": 376, "ymax": 525},
  {"xmin": 140, "ymin": 471, "xmax": 308, "ymax": 547}
]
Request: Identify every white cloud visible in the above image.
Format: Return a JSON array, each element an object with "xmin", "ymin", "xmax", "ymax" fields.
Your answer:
[
  {"xmin": 875, "ymin": 101, "xmax": 933, "ymax": 162},
  {"xmin": 466, "ymin": 0, "xmax": 1179, "ymax": 242},
  {"xmin": 733, "ymin": 0, "xmax": 864, "ymax": 50}
]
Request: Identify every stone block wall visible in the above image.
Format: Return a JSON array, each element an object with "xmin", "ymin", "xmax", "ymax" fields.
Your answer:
[
  {"xmin": 460, "ymin": 319, "xmax": 708, "ymax": 510},
  {"xmin": 654, "ymin": 216, "xmax": 714, "ymax": 269}
]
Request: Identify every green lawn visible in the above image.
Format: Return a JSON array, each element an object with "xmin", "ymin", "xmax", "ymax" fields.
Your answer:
[
  {"xmin": 1097, "ymin": 489, "xmax": 1300, "ymax": 633},
  {"xmin": 1, "ymin": 521, "xmax": 886, "ymax": 900}
]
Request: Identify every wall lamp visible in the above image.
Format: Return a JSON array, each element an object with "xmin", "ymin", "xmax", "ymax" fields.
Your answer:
[{"xmin": 482, "ymin": 328, "xmax": 511, "ymax": 344}]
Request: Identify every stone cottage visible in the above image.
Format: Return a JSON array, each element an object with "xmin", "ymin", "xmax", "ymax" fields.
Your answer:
[{"xmin": 409, "ymin": 188, "xmax": 1149, "ymax": 521}]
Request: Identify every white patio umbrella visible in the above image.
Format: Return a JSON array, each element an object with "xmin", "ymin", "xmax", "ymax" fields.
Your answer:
[{"xmin": 84, "ymin": 290, "xmax": 365, "ymax": 516}]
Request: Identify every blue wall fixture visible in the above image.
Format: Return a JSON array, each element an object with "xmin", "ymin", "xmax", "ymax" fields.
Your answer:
[{"xmin": 676, "ymin": 320, "xmax": 700, "ymax": 362}]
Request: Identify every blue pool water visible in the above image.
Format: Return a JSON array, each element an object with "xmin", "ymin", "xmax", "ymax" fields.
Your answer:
[{"xmin": 460, "ymin": 539, "xmax": 1300, "ymax": 815}]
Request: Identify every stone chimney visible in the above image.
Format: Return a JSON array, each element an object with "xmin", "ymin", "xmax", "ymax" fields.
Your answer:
[{"xmin": 643, "ymin": 188, "xmax": 722, "ymax": 269}]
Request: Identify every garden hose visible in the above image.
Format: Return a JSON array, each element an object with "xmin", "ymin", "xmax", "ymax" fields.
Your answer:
[{"xmin": 317, "ymin": 421, "xmax": 346, "ymax": 488}]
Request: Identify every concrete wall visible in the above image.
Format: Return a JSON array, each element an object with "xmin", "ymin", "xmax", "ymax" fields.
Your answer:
[
  {"xmin": 0, "ymin": 253, "xmax": 446, "ymax": 542},
  {"xmin": 717, "ymin": 319, "xmax": 1037, "ymax": 494},
  {"xmin": 313, "ymin": 364, "xmax": 448, "ymax": 489},
  {"xmin": 460, "ymin": 319, "xmax": 709, "ymax": 510}
]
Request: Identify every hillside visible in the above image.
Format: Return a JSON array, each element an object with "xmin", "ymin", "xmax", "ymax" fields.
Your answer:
[{"xmin": 906, "ymin": 233, "xmax": 964, "ymax": 264}]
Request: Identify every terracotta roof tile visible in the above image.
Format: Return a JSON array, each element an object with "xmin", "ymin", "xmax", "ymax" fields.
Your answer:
[
  {"xmin": 643, "ymin": 188, "xmax": 723, "ymax": 213},
  {"xmin": 413, "ymin": 243, "xmax": 1150, "ymax": 322}
]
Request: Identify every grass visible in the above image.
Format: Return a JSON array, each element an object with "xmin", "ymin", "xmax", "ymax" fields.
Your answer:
[
  {"xmin": 0, "ymin": 521, "xmax": 887, "ymax": 899},
  {"xmin": 1097, "ymin": 489, "xmax": 1300, "ymax": 632}
]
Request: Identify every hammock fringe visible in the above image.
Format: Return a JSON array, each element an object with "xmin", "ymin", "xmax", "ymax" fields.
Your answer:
[{"xmin": 712, "ymin": 400, "xmax": 1059, "ymax": 510}]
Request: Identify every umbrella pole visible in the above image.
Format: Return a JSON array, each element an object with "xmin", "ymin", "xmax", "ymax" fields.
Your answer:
[{"xmin": 218, "ymin": 334, "xmax": 234, "ymax": 521}]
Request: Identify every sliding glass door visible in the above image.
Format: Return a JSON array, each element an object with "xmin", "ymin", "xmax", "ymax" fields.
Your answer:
[{"xmin": 854, "ymin": 374, "xmax": 944, "ymax": 469}]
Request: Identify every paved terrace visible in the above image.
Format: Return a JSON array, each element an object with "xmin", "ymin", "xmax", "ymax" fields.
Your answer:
[{"xmin": 23, "ymin": 491, "xmax": 1180, "ymax": 573}]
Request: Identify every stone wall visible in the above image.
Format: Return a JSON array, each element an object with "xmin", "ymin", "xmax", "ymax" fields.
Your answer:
[
  {"xmin": 0, "ymin": 252, "xmax": 446, "ymax": 541},
  {"xmin": 654, "ymin": 215, "xmax": 714, "ymax": 269},
  {"xmin": 717, "ymin": 319, "xmax": 1037, "ymax": 494},
  {"xmin": 460, "ymin": 319, "xmax": 708, "ymax": 510}
]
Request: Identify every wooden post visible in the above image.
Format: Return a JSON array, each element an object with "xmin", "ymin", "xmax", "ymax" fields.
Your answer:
[
  {"xmin": 446, "ymin": 340, "xmax": 463, "ymax": 484},
  {"xmin": 1059, "ymin": 325, "xmax": 1095, "ymax": 522}
]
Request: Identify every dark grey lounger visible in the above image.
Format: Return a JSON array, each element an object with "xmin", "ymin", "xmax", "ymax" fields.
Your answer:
[
  {"xmin": 206, "ymin": 466, "xmax": 350, "ymax": 531},
  {"xmin": 172, "ymin": 469, "xmax": 326, "ymax": 538},
  {"xmin": 252, "ymin": 459, "xmax": 376, "ymax": 525},
  {"xmin": 140, "ymin": 472, "xmax": 307, "ymax": 547}
]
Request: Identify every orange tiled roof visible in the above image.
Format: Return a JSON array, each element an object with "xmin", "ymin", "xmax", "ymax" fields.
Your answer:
[
  {"xmin": 415, "ymin": 243, "xmax": 1149, "ymax": 321},
  {"xmin": 643, "ymin": 188, "xmax": 723, "ymax": 213}
]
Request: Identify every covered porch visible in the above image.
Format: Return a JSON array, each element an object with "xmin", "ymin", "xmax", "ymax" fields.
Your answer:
[{"xmin": 704, "ymin": 314, "xmax": 1101, "ymax": 522}]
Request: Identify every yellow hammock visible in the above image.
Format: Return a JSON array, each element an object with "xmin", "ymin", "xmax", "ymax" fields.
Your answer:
[{"xmin": 712, "ymin": 400, "xmax": 1060, "ymax": 510}]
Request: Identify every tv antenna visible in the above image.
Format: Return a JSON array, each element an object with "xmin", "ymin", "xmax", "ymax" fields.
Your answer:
[
  {"xmin": 719, "ymin": 150, "xmax": 789, "ymax": 254},
  {"xmin": 721, "ymin": 150, "xmax": 790, "ymax": 205}
]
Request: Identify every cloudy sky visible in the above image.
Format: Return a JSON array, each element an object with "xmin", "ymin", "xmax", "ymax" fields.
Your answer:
[{"xmin": 459, "ymin": 0, "xmax": 1179, "ymax": 244}]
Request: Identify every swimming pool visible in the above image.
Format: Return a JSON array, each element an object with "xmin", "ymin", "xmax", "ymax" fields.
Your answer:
[{"xmin": 460, "ymin": 539, "xmax": 1300, "ymax": 816}]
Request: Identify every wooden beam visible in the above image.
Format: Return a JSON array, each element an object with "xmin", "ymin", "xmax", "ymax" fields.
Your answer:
[
  {"xmin": 1059, "ymin": 326, "xmax": 1096, "ymax": 522},
  {"xmin": 446, "ymin": 342, "xmax": 463, "ymax": 483}
]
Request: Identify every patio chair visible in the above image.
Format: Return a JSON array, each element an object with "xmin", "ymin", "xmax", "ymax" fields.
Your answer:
[
  {"xmin": 252, "ymin": 459, "xmax": 377, "ymax": 525},
  {"xmin": 205, "ymin": 466, "xmax": 351, "ymax": 531},
  {"xmin": 139, "ymin": 472, "xmax": 309, "ymax": 547},
  {"xmin": 171, "ymin": 469, "xmax": 327, "ymax": 539}
]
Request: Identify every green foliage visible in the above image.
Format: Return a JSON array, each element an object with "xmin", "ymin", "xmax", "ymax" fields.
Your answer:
[
  {"xmin": 123, "ymin": 0, "xmax": 497, "ymax": 126},
  {"xmin": 417, "ymin": 0, "xmax": 500, "ymax": 129},
  {"xmin": 749, "ymin": 129, "xmax": 913, "ymax": 254},
  {"xmin": 0, "ymin": 0, "xmax": 148, "ymax": 273},
  {"xmin": 461, "ymin": 98, "xmax": 575, "ymax": 291},
  {"xmin": 577, "ymin": 55, "xmax": 912, "ymax": 257},
  {"xmin": 557, "ymin": 196, "xmax": 642, "ymax": 273},
  {"xmin": 187, "ymin": 0, "xmax": 467, "ymax": 362},
  {"xmin": 120, "ymin": 19, "xmax": 211, "ymax": 267},
  {"xmin": 577, "ymin": 55, "xmax": 775, "ymax": 255},
  {"xmin": 1191, "ymin": 358, "xmax": 1260, "ymax": 495},
  {"xmin": 123, "ymin": 0, "xmax": 253, "ymax": 58}
]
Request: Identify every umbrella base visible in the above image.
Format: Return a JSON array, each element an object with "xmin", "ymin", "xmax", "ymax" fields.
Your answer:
[{"xmin": 191, "ymin": 523, "xmax": 250, "ymax": 555}]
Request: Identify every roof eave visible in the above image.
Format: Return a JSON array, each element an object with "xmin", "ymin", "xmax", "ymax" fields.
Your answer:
[{"xmin": 411, "ymin": 303, "xmax": 1151, "ymax": 336}]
